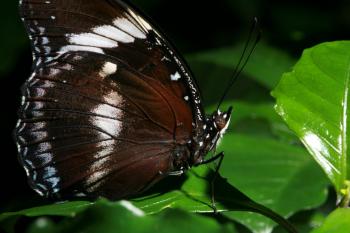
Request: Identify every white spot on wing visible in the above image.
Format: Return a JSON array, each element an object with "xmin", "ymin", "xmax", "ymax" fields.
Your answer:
[
  {"xmin": 91, "ymin": 110, "xmax": 123, "ymax": 136},
  {"xmin": 43, "ymin": 46, "xmax": 51, "ymax": 53},
  {"xmin": 93, "ymin": 25, "xmax": 135, "ymax": 44},
  {"xmin": 20, "ymin": 96, "xmax": 26, "ymax": 105},
  {"xmin": 126, "ymin": 9, "xmax": 153, "ymax": 32},
  {"xmin": 42, "ymin": 166, "xmax": 60, "ymax": 192},
  {"xmin": 61, "ymin": 63, "xmax": 73, "ymax": 70},
  {"xmin": 171, "ymin": 72, "xmax": 181, "ymax": 81},
  {"xmin": 113, "ymin": 18, "xmax": 146, "ymax": 39},
  {"xmin": 91, "ymin": 91, "xmax": 123, "ymax": 136},
  {"xmin": 59, "ymin": 45, "xmax": 104, "ymax": 54},
  {"xmin": 161, "ymin": 56, "xmax": 171, "ymax": 62},
  {"xmin": 49, "ymin": 68, "xmax": 61, "ymax": 77},
  {"xmin": 85, "ymin": 141, "xmax": 115, "ymax": 189},
  {"xmin": 67, "ymin": 33, "xmax": 118, "ymax": 48},
  {"xmin": 42, "ymin": 37, "xmax": 49, "ymax": 45},
  {"xmin": 38, "ymin": 27, "xmax": 45, "ymax": 34},
  {"xmin": 99, "ymin": 62, "xmax": 117, "ymax": 78},
  {"xmin": 28, "ymin": 72, "xmax": 36, "ymax": 82},
  {"xmin": 85, "ymin": 170, "xmax": 110, "ymax": 188},
  {"xmin": 89, "ymin": 157, "xmax": 111, "ymax": 173},
  {"xmin": 85, "ymin": 91, "xmax": 123, "ymax": 190}
]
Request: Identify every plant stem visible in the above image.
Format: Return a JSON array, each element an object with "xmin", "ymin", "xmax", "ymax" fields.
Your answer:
[{"xmin": 246, "ymin": 201, "xmax": 298, "ymax": 233}]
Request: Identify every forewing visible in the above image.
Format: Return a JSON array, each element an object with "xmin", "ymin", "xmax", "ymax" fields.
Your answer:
[{"xmin": 20, "ymin": 0, "xmax": 204, "ymax": 123}]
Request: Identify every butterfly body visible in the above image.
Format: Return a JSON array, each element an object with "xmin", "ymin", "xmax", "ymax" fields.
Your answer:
[{"xmin": 15, "ymin": 0, "xmax": 231, "ymax": 200}]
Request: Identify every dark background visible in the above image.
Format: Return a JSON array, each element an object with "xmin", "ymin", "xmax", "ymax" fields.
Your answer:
[{"xmin": 0, "ymin": 0, "xmax": 349, "ymax": 209}]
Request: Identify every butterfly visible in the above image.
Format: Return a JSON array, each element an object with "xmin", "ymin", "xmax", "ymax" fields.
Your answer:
[{"xmin": 15, "ymin": 0, "xmax": 232, "ymax": 200}]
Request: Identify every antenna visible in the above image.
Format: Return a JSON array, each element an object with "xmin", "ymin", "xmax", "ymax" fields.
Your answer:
[{"xmin": 216, "ymin": 18, "xmax": 261, "ymax": 111}]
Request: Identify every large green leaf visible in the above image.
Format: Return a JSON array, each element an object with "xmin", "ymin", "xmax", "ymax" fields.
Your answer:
[
  {"xmin": 218, "ymin": 134, "xmax": 329, "ymax": 233},
  {"xmin": 187, "ymin": 43, "xmax": 296, "ymax": 89},
  {"xmin": 0, "ymin": 165, "xmax": 295, "ymax": 233},
  {"xmin": 25, "ymin": 200, "xmax": 237, "ymax": 233},
  {"xmin": 311, "ymin": 208, "xmax": 350, "ymax": 233},
  {"xmin": 0, "ymin": 201, "xmax": 92, "ymax": 221},
  {"xmin": 272, "ymin": 41, "xmax": 350, "ymax": 202}
]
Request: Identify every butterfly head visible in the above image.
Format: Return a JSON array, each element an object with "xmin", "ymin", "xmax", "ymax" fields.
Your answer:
[
  {"xmin": 192, "ymin": 106, "xmax": 232, "ymax": 165},
  {"xmin": 207, "ymin": 106, "xmax": 232, "ymax": 149},
  {"xmin": 212, "ymin": 107, "xmax": 233, "ymax": 136}
]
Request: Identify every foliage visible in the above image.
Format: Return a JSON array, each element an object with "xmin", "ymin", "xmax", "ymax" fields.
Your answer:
[{"xmin": 272, "ymin": 41, "xmax": 350, "ymax": 205}]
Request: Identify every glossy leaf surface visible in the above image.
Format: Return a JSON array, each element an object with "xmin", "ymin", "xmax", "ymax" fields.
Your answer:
[{"xmin": 272, "ymin": 41, "xmax": 350, "ymax": 197}]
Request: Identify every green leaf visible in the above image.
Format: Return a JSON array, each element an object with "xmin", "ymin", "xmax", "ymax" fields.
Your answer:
[
  {"xmin": 26, "ymin": 200, "xmax": 237, "ymax": 233},
  {"xmin": 218, "ymin": 133, "xmax": 329, "ymax": 233},
  {"xmin": 187, "ymin": 43, "xmax": 296, "ymax": 89},
  {"xmin": 272, "ymin": 41, "xmax": 350, "ymax": 201},
  {"xmin": 118, "ymin": 164, "xmax": 297, "ymax": 233},
  {"xmin": 0, "ymin": 165, "xmax": 296, "ymax": 233},
  {"xmin": 0, "ymin": 201, "xmax": 92, "ymax": 221},
  {"xmin": 0, "ymin": 201, "xmax": 92, "ymax": 233},
  {"xmin": 311, "ymin": 208, "xmax": 350, "ymax": 233}
]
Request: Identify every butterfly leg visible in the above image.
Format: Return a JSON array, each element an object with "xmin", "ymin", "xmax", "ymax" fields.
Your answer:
[{"xmin": 200, "ymin": 151, "xmax": 225, "ymax": 213}]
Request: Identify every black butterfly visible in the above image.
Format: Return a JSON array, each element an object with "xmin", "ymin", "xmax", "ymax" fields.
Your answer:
[{"xmin": 15, "ymin": 0, "xmax": 232, "ymax": 200}]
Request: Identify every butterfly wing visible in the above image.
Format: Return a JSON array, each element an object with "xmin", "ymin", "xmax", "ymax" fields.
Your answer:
[{"xmin": 16, "ymin": 0, "xmax": 204, "ymax": 199}]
